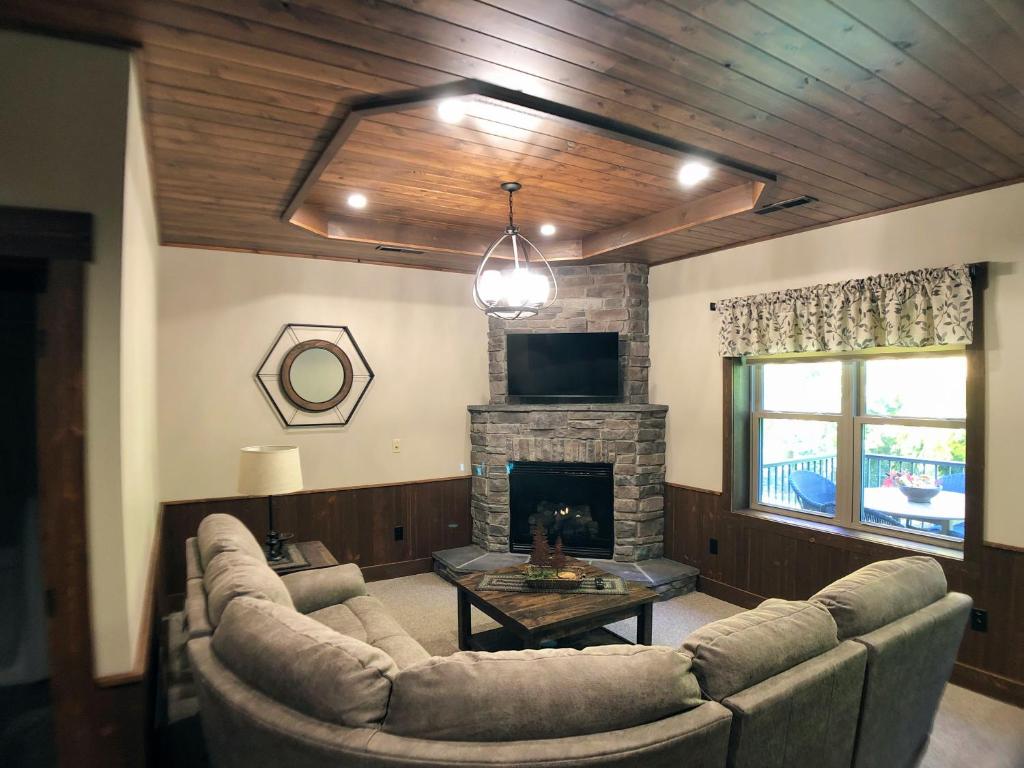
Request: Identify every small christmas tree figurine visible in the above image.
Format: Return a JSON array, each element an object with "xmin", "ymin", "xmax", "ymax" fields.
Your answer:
[
  {"xmin": 529, "ymin": 525, "xmax": 551, "ymax": 566},
  {"xmin": 551, "ymin": 536, "xmax": 567, "ymax": 570}
]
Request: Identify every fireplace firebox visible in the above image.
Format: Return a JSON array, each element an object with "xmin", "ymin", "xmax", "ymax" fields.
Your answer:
[{"xmin": 508, "ymin": 461, "xmax": 614, "ymax": 559}]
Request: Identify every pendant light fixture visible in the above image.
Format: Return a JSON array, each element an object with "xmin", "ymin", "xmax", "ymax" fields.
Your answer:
[{"xmin": 473, "ymin": 181, "xmax": 557, "ymax": 320}]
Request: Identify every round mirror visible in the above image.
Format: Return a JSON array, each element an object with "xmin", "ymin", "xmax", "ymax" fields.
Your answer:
[
  {"xmin": 280, "ymin": 340, "xmax": 354, "ymax": 412},
  {"xmin": 290, "ymin": 348, "xmax": 344, "ymax": 403}
]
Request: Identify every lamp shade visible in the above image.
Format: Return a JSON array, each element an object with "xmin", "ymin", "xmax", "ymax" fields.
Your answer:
[{"xmin": 237, "ymin": 445, "xmax": 303, "ymax": 496}]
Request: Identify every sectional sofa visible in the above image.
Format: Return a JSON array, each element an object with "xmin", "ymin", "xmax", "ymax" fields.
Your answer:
[{"xmin": 184, "ymin": 513, "xmax": 971, "ymax": 768}]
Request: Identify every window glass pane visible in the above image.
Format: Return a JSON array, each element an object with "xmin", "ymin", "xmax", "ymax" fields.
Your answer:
[
  {"xmin": 758, "ymin": 418, "xmax": 838, "ymax": 515},
  {"xmin": 860, "ymin": 424, "xmax": 966, "ymax": 540},
  {"xmin": 761, "ymin": 362, "xmax": 842, "ymax": 413},
  {"xmin": 864, "ymin": 357, "xmax": 966, "ymax": 419}
]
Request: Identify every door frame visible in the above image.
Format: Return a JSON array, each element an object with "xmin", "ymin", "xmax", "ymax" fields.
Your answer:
[{"xmin": 0, "ymin": 206, "xmax": 129, "ymax": 766}]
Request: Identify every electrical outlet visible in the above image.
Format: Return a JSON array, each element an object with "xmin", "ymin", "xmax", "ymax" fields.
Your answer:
[
  {"xmin": 391, "ymin": 438, "xmax": 401, "ymax": 453},
  {"xmin": 709, "ymin": 538, "xmax": 719, "ymax": 555},
  {"xmin": 970, "ymin": 608, "xmax": 988, "ymax": 633},
  {"xmin": 394, "ymin": 525, "xmax": 404, "ymax": 542}
]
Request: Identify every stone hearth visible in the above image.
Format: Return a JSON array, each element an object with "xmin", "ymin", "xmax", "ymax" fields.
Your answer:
[{"xmin": 469, "ymin": 403, "xmax": 667, "ymax": 561}]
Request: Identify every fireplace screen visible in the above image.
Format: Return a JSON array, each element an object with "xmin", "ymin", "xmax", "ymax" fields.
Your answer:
[{"xmin": 508, "ymin": 461, "xmax": 614, "ymax": 559}]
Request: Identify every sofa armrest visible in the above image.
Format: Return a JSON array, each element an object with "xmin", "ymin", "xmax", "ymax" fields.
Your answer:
[
  {"xmin": 185, "ymin": 578, "xmax": 213, "ymax": 639},
  {"xmin": 281, "ymin": 563, "xmax": 368, "ymax": 613}
]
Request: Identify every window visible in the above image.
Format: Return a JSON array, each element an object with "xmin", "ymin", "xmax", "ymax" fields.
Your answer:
[{"xmin": 750, "ymin": 354, "xmax": 967, "ymax": 547}]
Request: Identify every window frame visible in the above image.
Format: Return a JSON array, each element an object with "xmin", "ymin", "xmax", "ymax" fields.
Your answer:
[{"xmin": 748, "ymin": 352, "xmax": 966, "ymax": 550}]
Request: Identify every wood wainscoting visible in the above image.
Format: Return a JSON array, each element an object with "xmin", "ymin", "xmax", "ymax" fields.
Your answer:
[
  {"xmin": 159, "ymin": 475, "xmax": 472, "ymax": 608},
  {"xmin": 664, "ymin": 482, "xmax": 1024, "ymax": 708}
]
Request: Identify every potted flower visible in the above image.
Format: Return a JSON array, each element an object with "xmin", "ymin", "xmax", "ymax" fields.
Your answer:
[{"xmin": 883, "ymin": 471, "xmax": 941, "ymax": 503}]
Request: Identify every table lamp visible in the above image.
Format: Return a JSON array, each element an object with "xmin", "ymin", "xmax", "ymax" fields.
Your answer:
[{"xmin": 238, "ymin": 445, "xmax": 303, "ymax": 562}]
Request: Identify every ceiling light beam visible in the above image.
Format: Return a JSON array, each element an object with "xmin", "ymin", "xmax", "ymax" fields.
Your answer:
[{"xmin": 581, "ymin": 181, "xmax": 767, "ymax": 259}]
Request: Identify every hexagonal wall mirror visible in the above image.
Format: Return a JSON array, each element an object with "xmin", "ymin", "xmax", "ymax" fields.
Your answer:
[{"xmin": 256, "ymin": 324, "xmax": 374, "ymax": 428}]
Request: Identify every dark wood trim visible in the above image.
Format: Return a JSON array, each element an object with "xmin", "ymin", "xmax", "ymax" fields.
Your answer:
[
  {"xmin": 162, "ymin": 473, "xmax": 472, "ymax": 507},
  {"xmin": 984, "ymin": 541, "xmax": 1024, "ymax": 554},
  {"xmin": 361, "ymin": 557, "xmax": 435, "ymax": 582},
  {"xmin": 950, "ymin": 662, "xmax": 1024, "ymax": 709},
  {"xmin": 0, "ymin": 206, "xmax": 92, "ymax": 261}
]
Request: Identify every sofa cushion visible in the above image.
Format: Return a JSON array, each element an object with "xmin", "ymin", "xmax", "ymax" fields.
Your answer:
[
  {"xmin": 383, "ymin": 645, "xmax": 702, "ymax": 741},
  {"xmin": 213, "ymin": 597, "xmax": 397, "ymax": 727},
  {"xmin": 810, "ymin": 556, "xmax": 947, "ymax": 640},
  {"xmin": 310, "ymin": 595, "xmax": 430, "ymax": 669},
  {"xmin": 197, "ymin": 513, "xmax": 266, "ymax": 569},
  {"xmin": 681, "ymin": 599, "xmax": 838, "ymax": 701},
  {"xmin": 203, "ymin": 551, "xmax": 294, "ymax": 626}
]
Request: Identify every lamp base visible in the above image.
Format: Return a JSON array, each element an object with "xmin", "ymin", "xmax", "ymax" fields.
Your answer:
[{"xmin": 265, "ymin": 530, "xmax": 287, "ymax": 562}]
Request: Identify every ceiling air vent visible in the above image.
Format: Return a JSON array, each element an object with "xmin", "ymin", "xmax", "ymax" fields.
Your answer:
[
  {"xmin": 753, "ymin": 195, "xmax": 818, "ymax": 215},
  {"xmin": 375, "ymin": 245, "xmax": 426, "ymax": 255}
]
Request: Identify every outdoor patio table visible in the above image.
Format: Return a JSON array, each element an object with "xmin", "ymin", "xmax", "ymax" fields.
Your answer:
[{"xmin": 862, "ymin": 487, "xmax": 965, "ymax": 536}]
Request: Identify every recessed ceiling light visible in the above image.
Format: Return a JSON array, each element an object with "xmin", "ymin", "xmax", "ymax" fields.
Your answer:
[
  {"xmin": 678, "ymin": 161, "xmax": 711, "ymax": 187},
  {"xmin": 540, "ymin": 223, "xmax": 557, "ymax": 236},
  {"xmin": 437, "ymin": 98, "xmax": 467, "ymax": 124},
  {"xmin": 347, "ymin": 193, "xmax": 367, "ymax": 209}
]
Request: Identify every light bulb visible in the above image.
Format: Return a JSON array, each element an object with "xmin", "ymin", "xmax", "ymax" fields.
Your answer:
[
  {"xmin": 347, "ymin": 193, "xmax": 367, "ymax": 209},
  {"xmin": 524, "ymin": 271, "xmax": 550, "ymax": 305},
  {"xmin": 505, "ymin": 268, "xmax": 531, "ymax": 308},
  {"xmin": 540, "ymin": 223, "xmax": 556, "ymax": 236},
  {"xmin": 477, "ymin": 269, "xmax": 503, "ymax": 304},
  {"xmin": 438, "ymin": 98, "xmax": 466, "ymax": 124},
  {"xmin": 677, "ymin": 161, "xmax": 710, "ymax": 187}
]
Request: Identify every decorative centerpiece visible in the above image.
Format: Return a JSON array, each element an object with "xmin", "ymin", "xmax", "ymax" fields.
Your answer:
[
  {"xmin": 523, "ymin": 527, "xmax": 584, "ymax": 590},
  {"xmin": 886, "ymin": 471, "xmax": 941, "ymax": 503}
]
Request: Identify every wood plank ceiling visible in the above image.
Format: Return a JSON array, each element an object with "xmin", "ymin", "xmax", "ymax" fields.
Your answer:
[{"xmin": 4, "ymin": 0, "xmax": 1024, "ymax": 273}]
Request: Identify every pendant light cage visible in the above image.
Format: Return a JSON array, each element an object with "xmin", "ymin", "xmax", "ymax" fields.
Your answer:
[{"xmin": 472, "ymin": 182, "xmax": 557, "ymax": 320}]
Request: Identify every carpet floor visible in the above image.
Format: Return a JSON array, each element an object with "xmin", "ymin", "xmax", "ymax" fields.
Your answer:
[{"xmin": 368, "ymin": 572, "xmax": 1024, "ymax": 768}]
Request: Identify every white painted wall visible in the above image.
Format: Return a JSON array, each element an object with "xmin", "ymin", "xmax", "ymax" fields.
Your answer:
[
  {"xmin": 0, "ymin": 32, "xmax": 161, "ymax": 677},
  {"xmin": 120, "ymin": 59, "xmax": 161, "ymax": 656},
  {"xmin": 157, "ymin": 247, "xmax": 489, "ymax": 501},
  {"xmin": 649, "ymin": 182, "xmax": 1024, "ymax": 548}
]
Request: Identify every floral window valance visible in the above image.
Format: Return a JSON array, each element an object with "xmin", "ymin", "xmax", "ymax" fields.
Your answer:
[{"xmin": 717, "ymin": 265, "xmax": 973, "ymax": 357}]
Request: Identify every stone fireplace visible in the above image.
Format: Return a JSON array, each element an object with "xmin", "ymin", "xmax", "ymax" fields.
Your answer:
[{"xmin": 469, "ymin": 262, "xmax": 668, "ymax": 563}]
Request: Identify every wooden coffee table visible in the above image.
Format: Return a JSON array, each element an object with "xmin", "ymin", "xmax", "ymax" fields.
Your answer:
[{"xmin": 455, "ymin": 559, "xmax": 658, "ymax": 651}]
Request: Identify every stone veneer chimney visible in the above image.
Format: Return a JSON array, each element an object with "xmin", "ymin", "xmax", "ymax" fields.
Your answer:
[{"xmin": 469, "ymin": 263, "xmax": 668, "ymax": 562}]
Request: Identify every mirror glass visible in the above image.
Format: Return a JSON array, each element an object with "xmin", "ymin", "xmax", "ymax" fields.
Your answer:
[{"xmin": 289, "ymin": 347, "xmax": 345, "ymax": 403}]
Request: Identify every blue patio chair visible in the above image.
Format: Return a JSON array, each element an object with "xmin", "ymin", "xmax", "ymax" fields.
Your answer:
[
  {"xmin": 789, "ymin": 471, "xmax": 838, "ymax": 515},
  {"xmin": 941, "ymin": 472, "xmax": 965, "ymax": 494}
]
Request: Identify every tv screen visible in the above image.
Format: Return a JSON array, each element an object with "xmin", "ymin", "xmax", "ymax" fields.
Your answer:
[{"xmin": 507, "ymin": 332, "xmax": 619, "ymax": 402}]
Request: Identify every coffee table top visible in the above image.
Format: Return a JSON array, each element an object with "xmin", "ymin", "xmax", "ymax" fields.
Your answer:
[{"xmin": 456, "ymin": 558, "xmax": 658, "ymax": 634}]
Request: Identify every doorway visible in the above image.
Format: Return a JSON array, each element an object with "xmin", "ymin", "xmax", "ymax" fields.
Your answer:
[{"xmin": 0, "ymin": 263, "xmax": 54, "ymax": 766}]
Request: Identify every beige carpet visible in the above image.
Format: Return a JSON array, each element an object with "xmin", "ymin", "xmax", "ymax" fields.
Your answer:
[{"xmin": 368, "ymin": 572, "xmax": 1024, "ymax": 768}]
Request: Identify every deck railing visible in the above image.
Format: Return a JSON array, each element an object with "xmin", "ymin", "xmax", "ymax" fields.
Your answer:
[{"xmin": 760, "ymin": 454, "xmax": 965, "ymax": 509}]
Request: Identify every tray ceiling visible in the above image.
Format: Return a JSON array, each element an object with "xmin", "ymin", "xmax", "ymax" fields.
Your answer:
[{"xmin": 4, "ymin": 0, "xmax": 1024, "ymax": 272}]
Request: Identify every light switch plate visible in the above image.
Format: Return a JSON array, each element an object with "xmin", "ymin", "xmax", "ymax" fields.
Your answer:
[{"xmin": 391, "ymin": 438, "xmax": 401, "ymax": 453}]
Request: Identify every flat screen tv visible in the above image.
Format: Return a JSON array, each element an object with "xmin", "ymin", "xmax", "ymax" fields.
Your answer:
[{"xmin": 507, "ymin": 332, "xmax": 620, "ymax": 403}]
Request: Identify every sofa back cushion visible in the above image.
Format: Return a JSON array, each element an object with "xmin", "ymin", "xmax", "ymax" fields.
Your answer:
[
  {"xmin": 810, "ymin": 556, "xmax": 947, "ymax": 640},
  {"xmin": 213, "ymin": 597, "xmax": 397, "ymax": 727},
  {"xmin": 203, "ymin": 551, "xmax": 294, "ymax": 626},
  {"xmin": 851, "ymin": 592, "xmax": 971, "ymax": 768},
  {"xmin": 681, "ymin": 599, "xmax": 838, "ymax": 701},
  {"xmin": 383, "ymin": 645, "xmax": 702, "ymax": 741},
  {"xmin": 197, "ymin": 513, "xmax": 266, "ymax": 570}
]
